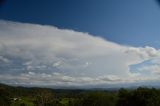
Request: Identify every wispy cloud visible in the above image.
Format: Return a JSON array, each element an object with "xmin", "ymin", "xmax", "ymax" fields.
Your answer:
[{"xmin": 0, "ymin": 20, "xmax": 160, "ymax": 87}]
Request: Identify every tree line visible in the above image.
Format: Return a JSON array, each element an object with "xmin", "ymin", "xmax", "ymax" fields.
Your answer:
[{"xmin": 1, "ymin": 83, "xmax": 160, "ymax": 106}]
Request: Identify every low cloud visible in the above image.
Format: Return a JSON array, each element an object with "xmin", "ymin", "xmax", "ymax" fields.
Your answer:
[{"xmin": 0, "ymin": 20, "xmax": 160, "ymax": 87}]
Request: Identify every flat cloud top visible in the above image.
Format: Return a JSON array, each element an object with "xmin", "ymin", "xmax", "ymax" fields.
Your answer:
[{"xmin": 0, "ymin": 20, "xmax": 160, "ymax": 87}]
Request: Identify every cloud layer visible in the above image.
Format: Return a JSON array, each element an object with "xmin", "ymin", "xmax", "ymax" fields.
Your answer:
[{"xmin": 0, "ymin": 20, "xmax": 160, "ymax": 87}]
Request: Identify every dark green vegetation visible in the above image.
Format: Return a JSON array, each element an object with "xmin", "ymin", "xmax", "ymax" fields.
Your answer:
[{"xmin": 1, "ymin": 83, "xmax": 160, "ymax": 106}]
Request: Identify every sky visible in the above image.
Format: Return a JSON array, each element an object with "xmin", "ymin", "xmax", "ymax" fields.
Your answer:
[{"xmin": 1, "ymin": 0, "xmax": 160, "ymax": 88}]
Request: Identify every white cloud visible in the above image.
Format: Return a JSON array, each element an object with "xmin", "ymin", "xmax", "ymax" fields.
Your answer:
[
  {"xmin": 125, "ymin": 46, "xmax": 160, "ymax": 59},
  {"xmin": 0, "ymin": 20, "xmax": 160, "ymax": 87},
  {"xmin": 0, "ymin": 56, "xmax": 10, "ymax": 63}
]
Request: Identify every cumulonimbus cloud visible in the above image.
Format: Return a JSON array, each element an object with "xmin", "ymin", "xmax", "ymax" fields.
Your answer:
[{"xmin": 0, "ymin": 20, "xmax": 160, "ymax": 87}]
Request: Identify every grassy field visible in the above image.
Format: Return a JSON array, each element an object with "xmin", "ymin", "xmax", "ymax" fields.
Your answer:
[{"xmin": 11, "ymin": 97, "xmax": 34, "ymax": 106}]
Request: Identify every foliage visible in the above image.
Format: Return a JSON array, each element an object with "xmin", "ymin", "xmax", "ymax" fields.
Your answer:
[
  {"xmin": 0, "ymin": 86, "xmax": 11, "ymax": 106},
  {"xmin": 81, "ymin": 91, "xmax": 116, "ymax": 106},
  {"xmin": 2, "ymin": 83, "xmax": 160, "ymax": 106},
  {"xmin": 116, "ymin": 87, "xmax": 160, "ymax": 106}
]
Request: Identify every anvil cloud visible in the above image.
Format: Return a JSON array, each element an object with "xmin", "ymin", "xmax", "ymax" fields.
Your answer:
[{"xmin": 0, "ymin": 20, "xmax": 160, "ymax": 87}]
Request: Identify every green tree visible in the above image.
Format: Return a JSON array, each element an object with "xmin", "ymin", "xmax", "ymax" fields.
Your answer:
[
  {"xmin": 82, "ymin": 92, "xmax": 116, "ymax": 106},
  {"xmin": 117, "ymin": 87, "xmax": 160, "ymax": 106},
  {"xmin": 0, "ymin": 87, "xmax": 11, "ymax": 106},
  {"xmin": 34, "ymin": 89, "xmax": 54, "ymax": 106},
  {"xmin": 116, "ymin": 88, "xmax": 130, "ymax": 106}
]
